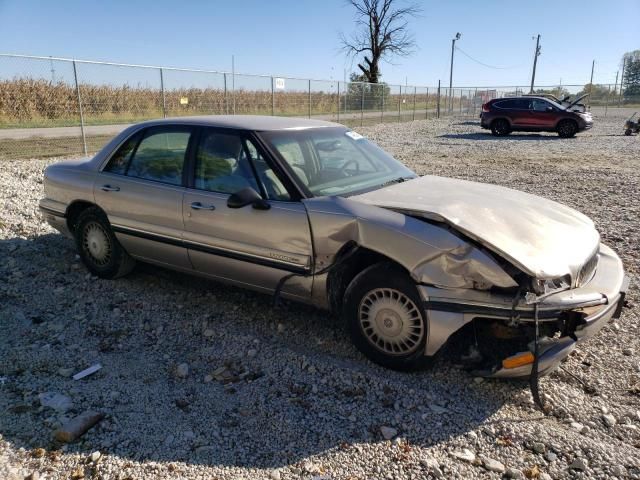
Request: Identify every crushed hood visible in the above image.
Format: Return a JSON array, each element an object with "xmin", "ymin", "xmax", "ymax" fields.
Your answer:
[{"xmin": 351, "ymin": 175, "xmax": 599, "ymax": 280}]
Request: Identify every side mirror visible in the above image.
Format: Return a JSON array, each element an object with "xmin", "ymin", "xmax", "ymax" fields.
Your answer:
[
  {"xmin": 227, "ymin": 187, "xmax": 270, "ymax": 210},
  {"xmin": 546, "ymin": 106, "xmax": 554, "ymax": 112}
]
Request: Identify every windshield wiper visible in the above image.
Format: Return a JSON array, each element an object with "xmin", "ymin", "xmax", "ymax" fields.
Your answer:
[{"xmin": 380, "ymin": 176, "xmax": 409, "ymax": 187}]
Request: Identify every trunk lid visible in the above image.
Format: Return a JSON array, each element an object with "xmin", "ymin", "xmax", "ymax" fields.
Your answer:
[{"xmin": 351, "ymin": 175, "xmax": 599, "ymax": 280}]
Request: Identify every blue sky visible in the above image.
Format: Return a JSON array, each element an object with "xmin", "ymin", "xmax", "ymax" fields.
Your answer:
[{"xmin": 1, "ymin": 0, "xmax": 638, "ymax": 87}]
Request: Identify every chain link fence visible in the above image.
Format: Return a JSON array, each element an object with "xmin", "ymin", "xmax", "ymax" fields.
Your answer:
[{"xmin": 1, "ymin": 54, "xmax": 638, "ymax": 160}]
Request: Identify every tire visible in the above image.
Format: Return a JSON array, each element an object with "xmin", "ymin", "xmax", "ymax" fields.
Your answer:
[
  {"xmin": 74, "ymin": 206, "xmax": 135, "ymax": 279},
  {"xmin": 343, "ymin": 262, "xmax": 429, "ymax": 371},
  {"xmin": 490, "ymin": 119, "xmax": 510, "ymax": 136},
  {"xmin": 557, "ymin": 120, "xmax": 578, "ymax": 138},
  {"xmin": 625, "ymin": 128, "xmax": 632, "ymax": 136}
]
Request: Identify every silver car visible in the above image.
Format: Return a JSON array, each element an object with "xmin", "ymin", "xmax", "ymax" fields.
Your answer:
[{"xmin": 39, "ymin": 116, "xmax": 628, "ymax": 378}]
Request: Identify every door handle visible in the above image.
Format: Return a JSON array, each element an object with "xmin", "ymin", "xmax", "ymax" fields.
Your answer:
[
  {"xmin": 101, "ymin": 185, "xmax": 120, "ymax": 192},
  {"xmin": 191, "ymin": 202, "xmax": 215, "ymax": 211}
]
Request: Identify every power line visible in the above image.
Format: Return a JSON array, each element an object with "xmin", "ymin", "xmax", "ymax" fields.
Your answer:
[{"xmin": 454, "ymin": 46, "xmax": 522, "ymax": 70}]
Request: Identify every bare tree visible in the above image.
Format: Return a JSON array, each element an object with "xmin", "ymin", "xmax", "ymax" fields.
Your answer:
[{"xmin": 341, "ymin": 0, "xmax": 421, "ymax": 83}]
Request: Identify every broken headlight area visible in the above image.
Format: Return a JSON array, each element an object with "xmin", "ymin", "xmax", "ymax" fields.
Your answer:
[
  {"xmin": 531, "ymin": 275, "xmax": 572, "ymax": 298},
  {"xmin": 444, "ymin": 311, "xmax": 587, "ymax": 376}
]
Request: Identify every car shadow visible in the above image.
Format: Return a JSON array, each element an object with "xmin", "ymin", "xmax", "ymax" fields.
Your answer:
[
  {"xmin": 0, "ymin": 233, "xmax": 527, "ymax": 469},
  {"xmin": 440, "ymin": 132, "xmax": 567, "ymax": 141}
]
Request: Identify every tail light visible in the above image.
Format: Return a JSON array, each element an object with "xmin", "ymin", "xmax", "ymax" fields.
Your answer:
[{"xmin": 482, "ymin": 103, "xmax": 490, "ymax": 112}]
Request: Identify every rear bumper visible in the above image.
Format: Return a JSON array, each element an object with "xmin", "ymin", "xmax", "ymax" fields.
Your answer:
[{"xmin": 39, "ymin": 199, "xmax": 72, "ymax": 238}]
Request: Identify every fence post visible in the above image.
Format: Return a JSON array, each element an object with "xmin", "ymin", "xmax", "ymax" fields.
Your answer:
[
  {"xmin": 337, "ymin": 81, "xmax": 340, "ymax": 122},
  {"xmin": 72, "ymin": 60, "xmax": 87, "ymax": 156},
  {"xmin": 223, "ymin": 73, "xmax": 228, "ymax": 114},
  {"xmin": 425, "ymin": 87, "xmax": 429, "ymax": 119},
  {"xmin": 308, "ymin": 79, "xmax": 312, "ymax": 119},
  {"xmin": 360, "ymin": 82, "xmax": 365, "ymax": 127},
  {"xmin": 398, "ymin": 85, "xmax": 401, "ymax": 122},
  {"xmin": 381, "ymin": 85, "xmax": 384, "ymax": 122},
  {"xmin": 412, "ymin": 86, "xmax": 417, "ymax": 121},
  {"xmin": 604, "ymin": 84, "xmax": 610, "ymax": 117},
  {"xmin": 437, "ymin": 80, "xmax": 441, "ymax": 119},
  {"xmin": 473, "ymin": 87, "xmax": 477, "ymax": 116},
  {"xmin": 271, "ymin": 77, "xmax": 275, "ymax": 116},
  {"xmin": 159, "ymin": 68, "xmax": 166, "ymax": 118}
]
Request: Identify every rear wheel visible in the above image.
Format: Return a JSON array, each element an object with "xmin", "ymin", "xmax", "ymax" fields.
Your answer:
[
  {"xmin": 557, "ymin": 120, "xmax": 578, "ymax": 138},
  {"xmin": 75, "ymin": 207, "xmax": 135, "ymax": 279},
  {"xmin": 625, "ymin": 128, "xmax": 632, "ymax": 136},
  {"xmin": 343, "ymin": 262, "xmax": 429, "ymax": 371},
  {"xmin": 491, "ymin": 119, "xmax": 510, "ymax": 136}
]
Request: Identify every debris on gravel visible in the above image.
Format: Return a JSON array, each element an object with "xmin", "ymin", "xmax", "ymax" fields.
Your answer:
[{"xmin": 1, "ymin": 114, "xmax": 639, "ymax": 479}]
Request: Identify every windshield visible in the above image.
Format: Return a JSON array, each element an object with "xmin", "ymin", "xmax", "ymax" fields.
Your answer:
[{"xmin": 260, "ymin": 127, "xmax": 416, "ymax": 197}]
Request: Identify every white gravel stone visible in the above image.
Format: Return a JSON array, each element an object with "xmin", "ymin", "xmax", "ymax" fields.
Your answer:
[
  {"xmin": 175, "ymin": 363, "xmax": 189, "ymax": 378},
  {"xmin": 602, "ymin": 414, "xmax": 617, "ymax": 427},
  {"xmin": 450, "ymin": 449, "xmax": 475, "ymax": 463},
  {"xmin": 379, "ymin": 426, "xmax": 398, "ymax": 440},
  {"xmin": 1, "ymin": 115, "xmax": 638, "ymax": 480}
]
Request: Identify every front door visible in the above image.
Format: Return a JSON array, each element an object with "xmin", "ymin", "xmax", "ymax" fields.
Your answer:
[
  {"xmin": 181, "ymin": 128, "xmax": 314, "ymax": 300},
  {"xmin": 528, "ymin": 99, "xmax": 558, "ymax": 128},
  {"xmin": 94, "ymin": 125, "xmax": 194, "ymax": 269}
]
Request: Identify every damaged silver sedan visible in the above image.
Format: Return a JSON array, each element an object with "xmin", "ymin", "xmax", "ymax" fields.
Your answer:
[{"xmin": 40, "ymin": 116, "xmax": 629, "ymax": 378}]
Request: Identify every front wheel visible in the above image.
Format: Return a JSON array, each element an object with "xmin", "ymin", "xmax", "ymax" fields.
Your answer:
[
  {"xmin": 75, "ymin": 207, "xmax": 136, "ymax": 279},
  {"xmin": 557, "ymin": 120, "xmax": 578, "ymax": 138},
  {"xmin": 490, "ymin": 119, "xmax": 510, "ymax": 136},
  {"xmin": 343, "ymin": 262, "xmax": 429, "ymax": 371}
]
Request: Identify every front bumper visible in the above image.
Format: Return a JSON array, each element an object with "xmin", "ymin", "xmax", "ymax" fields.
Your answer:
[
  {"xmin": 418, "ymin": 243, "xmax": 629, "ymax": 378},
  {"xmin": 489, "ymin": 284, "xmax": 627, "ymax": 378}
]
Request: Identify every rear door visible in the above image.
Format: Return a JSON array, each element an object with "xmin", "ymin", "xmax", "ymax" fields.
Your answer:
[
  {"xmin": 94, "ymin": 125, "xmax": 194, "ymax": 269},
  {"xmin": 181, "ymin": 127, "xmax": 314, "ymax": 300}
]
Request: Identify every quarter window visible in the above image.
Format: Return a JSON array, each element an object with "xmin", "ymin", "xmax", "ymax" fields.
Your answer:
[
  {"xmin": 104, "ymin": 134, "xmax": 139, "ymax": 175},
  {"xmin": 126, "ymin": 129, "xmax": 191, "ymax": 185}
]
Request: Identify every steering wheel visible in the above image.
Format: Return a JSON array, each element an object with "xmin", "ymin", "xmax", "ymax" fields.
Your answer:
[{"xmin": 340, "ymin": 159, "xmax": 360, "ymax": 176}]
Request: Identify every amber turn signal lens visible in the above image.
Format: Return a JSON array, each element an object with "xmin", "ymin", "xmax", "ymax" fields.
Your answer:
[{"xmin": 502, "ymin": 351, "xmax": 535, "ymax": 369}]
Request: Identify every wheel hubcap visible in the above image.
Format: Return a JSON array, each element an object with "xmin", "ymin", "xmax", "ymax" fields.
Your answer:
[
  {"xmin": 83, "ymin": 222, "xmax": 111, "ymax": 266},
  {"xmin": 359, "ymin": 288, "xmax": 425, "ymax": 356}
]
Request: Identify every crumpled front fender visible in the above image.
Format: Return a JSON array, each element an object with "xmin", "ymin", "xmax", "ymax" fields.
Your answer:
[{"xmin": 303, "ymin": 196, "xmax": 517, "ymax": 299}]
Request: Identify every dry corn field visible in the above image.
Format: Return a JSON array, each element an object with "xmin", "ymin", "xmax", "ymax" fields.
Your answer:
[{"xmin": 0, "ymin": 78, "xmax": 444, "ymax": 129}]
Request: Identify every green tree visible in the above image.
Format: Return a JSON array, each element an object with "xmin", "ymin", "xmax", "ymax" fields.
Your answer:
[
  {"xmin": 345, "ymin": 72, "xmax": 391, "ymax": 110},
  {"xmin": 621, "ymin": 50, "xmax": 640, "ymax": 98},
  {"xmin": 576, "ymin": 83, "xmax": 613, "ymax": 103}
]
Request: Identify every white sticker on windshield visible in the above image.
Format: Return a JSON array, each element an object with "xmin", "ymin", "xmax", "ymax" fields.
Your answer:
[{"xmin": 345, "ymin": 131, "xmax": 364, "ymax": 141}]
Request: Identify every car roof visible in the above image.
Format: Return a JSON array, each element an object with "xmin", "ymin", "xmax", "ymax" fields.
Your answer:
[{"xmin": 134, "ymin": 115, "xmax": 343, "ymax": 131}]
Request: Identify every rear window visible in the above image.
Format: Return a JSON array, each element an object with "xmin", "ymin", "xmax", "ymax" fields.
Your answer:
[
  {"xmin": 127, "ymin": 130, "xmax": 191, "ymax": 185},
  {"xmin": 494, "ymin": 99, "xmax": 530, "ymax": 110}
]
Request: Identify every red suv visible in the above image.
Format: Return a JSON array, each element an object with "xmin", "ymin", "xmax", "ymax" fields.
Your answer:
[{"xmin": 480, "ymin": 95, "xmax": 593, "ymax": 138}]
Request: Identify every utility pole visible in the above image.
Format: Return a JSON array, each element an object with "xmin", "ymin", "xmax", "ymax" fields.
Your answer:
[
  {"xmin": 614, "ymin": 70, "xmax": 619, "ymax": 97},
  {"xmin": 449, "ymin": 32, "xmax": 461, "ymax": 111},
  {"xmin": 529, "ymin": 34, "xmax": 541, "ymax": 93},
  {"xmin": 588, "ymin": 60, "xmax": 595, "ymax": 107},
  {"xmin": 619, "ymin": 58, "xmax": 626, "ymax": 106}
]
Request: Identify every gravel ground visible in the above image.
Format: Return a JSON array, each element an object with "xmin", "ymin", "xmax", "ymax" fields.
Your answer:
[{"xmin": 1, "ymin": 114, "xmax": 639, "ymax": 480}]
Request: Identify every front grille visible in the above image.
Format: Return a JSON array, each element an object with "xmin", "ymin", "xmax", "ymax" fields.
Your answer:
[{"xmin": 576, "ymin": 253, "xmax": 599, "ymax": 287}]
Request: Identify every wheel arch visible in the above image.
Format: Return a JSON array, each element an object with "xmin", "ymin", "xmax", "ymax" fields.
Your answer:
[
  {"xmin": 65, "ymin": 200, "xmax": 101, "ymax": 233},
  {"xmin": 490, "ymin": 116, "xmax": 512, "ymax": 127},
  {"xmin": 326, "ymin": 244, "xmax": 411, "ymax": 315}
]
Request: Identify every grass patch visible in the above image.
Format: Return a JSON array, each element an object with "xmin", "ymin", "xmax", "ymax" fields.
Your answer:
[{"xmin": 0, "ymin": 135, "xmax": 113, "ymax": 160}]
